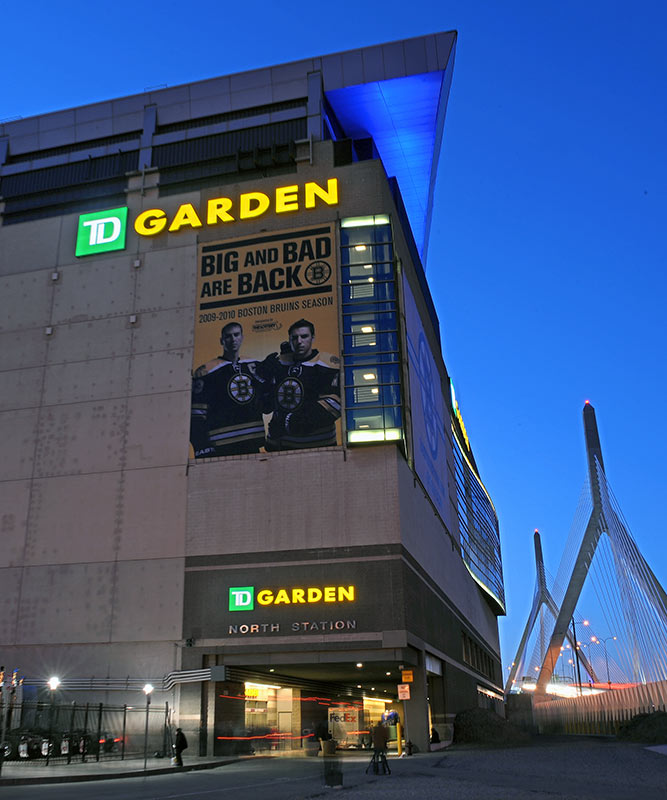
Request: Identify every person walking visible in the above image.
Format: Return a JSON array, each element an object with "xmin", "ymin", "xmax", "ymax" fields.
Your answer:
[
  {"xmin": 174, "ymin": 727, "xmax": 188, "ymax": 767},
  {"xmin": 370, "ymin": 722, "xmax": 390, "ymax": 774}
]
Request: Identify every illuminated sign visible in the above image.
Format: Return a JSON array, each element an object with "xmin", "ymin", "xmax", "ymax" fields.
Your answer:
[
  {"xmin": 229, "ymin": 586, "xmax": 254, "ymax": 611},
  {"xmin": 75, "ymin": 207, "xmax": 128, "ymax": 257},
  {"xmin": 75, "ymin": 179, "xmax": 339, "ymax": 255},
  {"xmin": 228, "ymin": 619, "xmax": 358, "ymax": 634},
  {"xmin": 401, "ymin": 670, "xmax": 414, "ymax": 683},
  {"xmin": 228, "ymin": 585, "xmax": 355, "ymax": 611},
  {"xmin": 136, "ymin": 179, "xmax": 339, "ymax": 236}
]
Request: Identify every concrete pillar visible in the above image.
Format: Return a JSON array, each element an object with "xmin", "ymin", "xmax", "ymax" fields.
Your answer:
[
  {"xmin": 403, "ymin": 651, "xmax": 430, "ymax": 753},
  {"xmin": 428, "ymin": 671, "xmax": 447, "ymax": 741},
  {"xmin": 214, "ymin": 681, "xmax": 246, "ymax": 756}
]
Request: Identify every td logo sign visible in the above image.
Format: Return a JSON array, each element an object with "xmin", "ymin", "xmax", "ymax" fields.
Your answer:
[
  {"xmin": 229, "ymin": 587, "xmax": 254, "ymax": 611},
  {"xmin": 76, "ymin": 207, "xmax": 128, "ymax": 257}
]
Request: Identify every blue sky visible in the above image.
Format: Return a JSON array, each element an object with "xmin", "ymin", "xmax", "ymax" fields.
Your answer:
[{"xmin": 3, "ymin": 0, "xmax": 666, "ymax": 675}]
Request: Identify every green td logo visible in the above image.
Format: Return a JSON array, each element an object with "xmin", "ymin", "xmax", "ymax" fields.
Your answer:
[
  {"xmin": 229, "ymin": 586, "xmax": 254, "ymax": 611},
  {"xmin": 76, "ymin": 207, "xmax": 128, "ymax": 256}
]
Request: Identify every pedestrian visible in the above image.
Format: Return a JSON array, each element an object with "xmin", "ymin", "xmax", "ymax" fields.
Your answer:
[
  {"xmin": 370, "ymin": 722, "xmax": 390, "ymax": 774},
  {"xmin": 174, "ymin": 727, "xmax": 188, "ymax": 767}
]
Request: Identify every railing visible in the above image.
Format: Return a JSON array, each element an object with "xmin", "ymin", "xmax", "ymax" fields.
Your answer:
[
  {"xmin": 0, "ymin": 700, "xmax": 173, "ymax": 768},
  {"xmin": 532, "ymin": 679, "xmax": 667, "ymax": 735}
]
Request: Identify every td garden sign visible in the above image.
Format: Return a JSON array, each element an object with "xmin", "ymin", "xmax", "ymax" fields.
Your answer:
[
  {"xmin": 227, "ymin": 584, "xmax": 358, "ymax": 636},
  {"xmin": 75, "ymin": 178, "xmax": 339, "ymax": 257}
]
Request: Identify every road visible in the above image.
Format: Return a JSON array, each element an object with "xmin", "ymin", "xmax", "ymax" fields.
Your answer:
[{"xmin": 5, "ymin": 737, "xmax": 667, "ymax": 799}]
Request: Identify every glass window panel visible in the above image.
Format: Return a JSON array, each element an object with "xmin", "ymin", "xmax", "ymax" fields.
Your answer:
[
  {"xmin": 341, "ymin": 261, "xmax": 394, "ymax": 279},
  {"xmin": 372, "ymin": 225, "xmax": 392, "ymax": 244},
  {"xmin": 346, "ymin": 387, "xmax": 381, "ymax": 406},
  {"xmin": 340, "ymin": 228, "xmax": 374, "ymax": 247},
  {"xmin": 342, "ymin": 330, "xmax": 397, "ymax": 352},
  {"xmin": 342, "ymin": 312, "xmax": 397, "ymax": 335},
  {"xmin": 346, "ymin": 409, "xmax": 385, "ymax": 430},
  {"xmin": 342, "ymin": 352, "xmax": 399, "ymax": 366},
  {"xmin": 344, "ymin": 365, "xmax": 399, "ymax": 386},
  {"xmin": 380, "ymin": 384, "xmax": 402, "ymax": 406},
  {"xmin": 379, "ymin": 364, "xmax": 400, "ymax": 383},
  {"xmin": 383, "ymin": 406, "xmax": 403, "ymax": 428},
  {"xmin": 349, "ymin": 367, "xmax": 380, "ymax": 385},
  {"xmin": 340, "ymin": 244, "xmax": 393, "ymax": 265},
  {"xmin": 342, "ymin": 301, "xmax": 396, "ymax": 316},
  {"xmin": 342, "ymin": 282, "xmax": 396, "ymax": 303}
]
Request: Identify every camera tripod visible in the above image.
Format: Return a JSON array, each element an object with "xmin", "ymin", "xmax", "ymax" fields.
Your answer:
[{"xmin": 365, "ymin": 749, "xmax": 391, "ymax": 775}]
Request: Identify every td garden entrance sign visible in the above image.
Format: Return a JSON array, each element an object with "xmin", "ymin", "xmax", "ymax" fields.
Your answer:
[
  {"xmin": 229, "ymin": 585, "xmax": 356, "ymax": 610},
  {"xmin": 190, "ymin": 223, "xmax": 342, "ymax": 458},
  {"xmin": 227, "ymin": 584, "xmax": 358, "ymax": 637}
]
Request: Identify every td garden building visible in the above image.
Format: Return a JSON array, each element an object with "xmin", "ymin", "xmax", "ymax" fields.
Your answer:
[{"xmin": 0, "ymin": 32, "xmax": 505, "ymax": 753}]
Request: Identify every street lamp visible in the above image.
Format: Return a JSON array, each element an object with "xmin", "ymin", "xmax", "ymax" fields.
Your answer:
[
  {"xmin": 143, "ymin": 684, "xmax": 154, "ymax": 770},
  {"xmin": 571, "ymin": 618, "xmax": 583, "ymax": 696},
  {"xmin": 46, "ymin": 677, "xmax": 60, "ymax": 765},
  {"xmin": 597, "ymin": 636, "xmax": 617, "ymax": 688}
]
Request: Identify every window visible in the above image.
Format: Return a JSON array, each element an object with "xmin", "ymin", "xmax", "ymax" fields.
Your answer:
[
  {"xmin": 340, "ymin": 216, "xmax": 402, "ymax": 445},
  {"xmin": 453, "ymin": 432, "xmax": 505, "ymax": 611}
]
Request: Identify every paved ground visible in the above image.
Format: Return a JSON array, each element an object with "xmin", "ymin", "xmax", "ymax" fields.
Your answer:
[{"xmin": 1, "ymin": 737, "xmax": 666, "ymax": 799}]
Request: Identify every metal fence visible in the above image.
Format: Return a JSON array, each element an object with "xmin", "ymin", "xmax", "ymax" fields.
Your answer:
[
  {"xmin": 532, "ymin": 679, "xmax": 667, "ymax": 735},
  {"xmin": 0, "ymin": 699, "xmax": 173, "ymax": 767}
]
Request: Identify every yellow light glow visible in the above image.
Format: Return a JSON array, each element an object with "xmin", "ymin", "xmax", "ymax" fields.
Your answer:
[
  {"xmin": 304, "ymin": 179, "xmax": 338, "ymax": 209},
  {"xmin": 360, "ymin": 326, "xmax": 374, "ymax": 333},
  {"xmin": 257, "ymin": 586, "xmax": 355, "ymax": 605},
  {"xmin": 362, "ymin": 373, "xmax": 376, "ymax": 380},
  {"xmin": 134, "ymin": 209, "xmax": 167, "ymax": 236},
  {"xmin": 371, "ymin": 388, "xmax": 379, "ymax": 395},
  {"xmin": 168, "ymin": 203, "xmax": 202, "ymax": 232},
  {"xmin": 348, "ymin": 428, "xmax": 401, "ymax": 443},
  {"xmin": 239, "ymin": 192, "xmax": 270, "ymax": 220},
  {"xmin": 341, "ymin": 214, "xmax": 389, "ymax": 228},
  {"xmin": 245, "ymin": 682, "xmax": 282, "ymax": 690},
  {"xmin": 275, "ymin": 185, "xmax": 299, "ymax": 213},
  {"xmin": 354, "ymin": 245, "xmax": 367, "ymax": 252}
]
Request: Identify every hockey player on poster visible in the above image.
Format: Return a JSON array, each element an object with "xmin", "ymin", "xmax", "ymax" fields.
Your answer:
[
  {"xmin": 259, "ymin": 318, "xmax": 340, "ymax": 451},
  {"xmin": 190, "ymin": 322, "xmax": 266, "ymax": 457}
]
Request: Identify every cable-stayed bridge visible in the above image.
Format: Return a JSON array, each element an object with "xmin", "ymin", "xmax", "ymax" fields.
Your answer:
[{"xmin": 506, "ymin": 402, "xmax": 667, "ymax": 698}]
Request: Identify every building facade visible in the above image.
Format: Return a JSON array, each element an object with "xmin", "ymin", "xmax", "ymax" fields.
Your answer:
[{"xmin": 0, "ymin": 32, "xmax": 505, "ymax": 754}]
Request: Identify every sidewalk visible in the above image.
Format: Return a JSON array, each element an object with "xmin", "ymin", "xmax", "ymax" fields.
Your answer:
[{"xmin": 0, "ymin": 753, "xmax": 261, "ymax": 786}]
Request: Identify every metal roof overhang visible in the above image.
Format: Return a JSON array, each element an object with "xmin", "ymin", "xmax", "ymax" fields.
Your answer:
[{"xmin": 324, "ymin": 37, "xmax": 455, "ymax": 262}]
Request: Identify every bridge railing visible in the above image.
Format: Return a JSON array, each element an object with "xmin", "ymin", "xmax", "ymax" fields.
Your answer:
[{"xmin": 532, "ymin": 680, "xmax": 667, "ymax": 735}]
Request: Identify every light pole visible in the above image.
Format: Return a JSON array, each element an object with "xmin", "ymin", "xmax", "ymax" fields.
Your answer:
[
  {"xmin": 0, "ymin": 667, "xmax": 8, "ymax": 777},
  {"xmin": 46, "ymin": 677, "xmax": 60, "ymax": 766},
  {"xmin": 571, "ymin": 618, "xmax": 583, "ymax": 696},
  {"xmin": 597, "ymin": 636, "xmax": 617, "ymax": 688},
  {"xmin": 143, "ymin": 684, "xmax": 154, "ymax": 770}
]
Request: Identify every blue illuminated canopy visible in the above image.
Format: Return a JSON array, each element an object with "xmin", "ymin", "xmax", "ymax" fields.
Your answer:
[{"xmin": 324, "ymin": 35, "xmax": 455, "ymax": 261}]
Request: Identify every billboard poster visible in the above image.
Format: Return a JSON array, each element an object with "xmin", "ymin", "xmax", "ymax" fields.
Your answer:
[
  {"xmin": 402, "ymin": 276, "xmax": 452, "ymax": 531},
  {"xmin": 190, "ymin": 224, "xmax": 341, "ymax": 458}
]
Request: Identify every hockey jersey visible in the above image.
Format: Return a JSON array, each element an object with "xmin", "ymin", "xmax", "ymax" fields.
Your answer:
[
  {"xmin": 190, "ymin": 357, "xmax": 266, "ymax": 457},
  {"xmin": 258, "ymin": 349, "xmax": 341, "ymax": 451}
]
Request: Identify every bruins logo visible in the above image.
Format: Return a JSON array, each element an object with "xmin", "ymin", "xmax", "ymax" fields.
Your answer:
[
  {"xmin": 228, "ymin": 373, "xmax": 255, "ymax": 403},
  {"xmin": 276, "ymin": 377, "xmax": 303, "ymax": 410}
]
